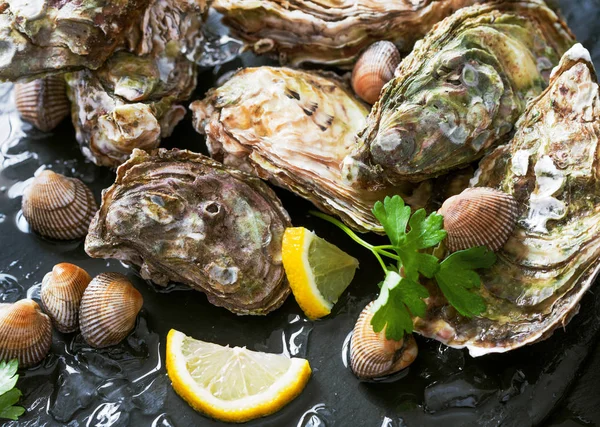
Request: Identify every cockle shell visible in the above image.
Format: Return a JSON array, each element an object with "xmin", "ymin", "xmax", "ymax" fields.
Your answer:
[
  {"xmin": 14, "ymin": 76, "xmax": 70, "ymax": 132},
  {"xmin": 22, "ymin": 170, "xmax": 98, "ymax": 240},
  {"xmin": 0, "ymin": 299, "xmax": 52, "ymax": 368},
  {"xmin": 40, "ymin": 263, "xmax": 92, "ymax": 333},
  {"xmin": 438, "ymin": 187, "xmax": 519, "ymax": 253},
  {"xmin": 79, "ymin": 273, "xmax": 143, "ymax": 348},
  {"xmin": 350, "ymin": 302, "xmax": 418, "ymax": 379},
  {"xmin": 352, "ymin": 41, "xmax": 401, "ymax": 105}
]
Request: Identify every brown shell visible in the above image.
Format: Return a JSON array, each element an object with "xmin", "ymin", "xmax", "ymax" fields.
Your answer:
[
  {"xmin": 350, "ymin": 302, "xmax": 418, "ymax": 379},
  {"xmin": 0, "ymin": 299, "xmax": 52, "ymax": 368},
  {"xmin": 439, "ymin": 187, "xmax": 519, "ymax": 253},
  {"xmin": 40, "ymin": 263, "xmax": 92, "ymax": 333},
  {"xmin": 14, "ymin": 76, "xmax": 70, "ymax": 132},
  {"xmin": 79, "ymin": 273, "xmax": 143, "ymax": 348},
  {"xmin": 22, "ymin": 170, "xmax": 98, "ymax": 240},
  {"xmin": 351, "ymin": 41, "xmax": 401, "ymax": 104}
]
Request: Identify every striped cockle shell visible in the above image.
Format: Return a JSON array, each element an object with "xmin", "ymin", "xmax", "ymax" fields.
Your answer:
[
  {"xmin": 352, "ymin": 41, "xmax": 401, "ymax": 105},
  {"xmin": 439, "ymin": 187, "xmax": 519, "ymax": 253},
  {"xmin": 22, "ymin": 170, "xmax": 98, "ymax": 240},
  {"xmin": 40, "ymin": 263, "xmax": 92, "ymax": 333},
  {"xmin": 14, "ymin": 75, "xmax": 70, "ymax": 132},
  {"xmin": 0, "ymin": 299, "xmax": 52, "ymax": 368},
  {"xmin": 79, "ymin": 273, "xmax": 143, "ymax": 348},
  {"xmin": 350, "ymin": 302, "xmax": 418, "ymax": 379}
]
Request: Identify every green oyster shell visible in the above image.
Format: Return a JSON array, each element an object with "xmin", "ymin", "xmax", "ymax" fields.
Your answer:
[
  {"xmin": 213, "ymin": 0, "xmax": 481, "ymax": 67},
  {"xmin": 85, "ymin": 148, "xmax": 291, "ymax": 315},
  {"xmin": 415, "ymin": 44, "xmax": 600, "ymax": 356},
  {"xmin": 344, "ymin": 0, "xmax": 575, "ymax": 187},
  {"xmin": 191, "ymin": 66, "xmax": 430, "ymax": 233}
]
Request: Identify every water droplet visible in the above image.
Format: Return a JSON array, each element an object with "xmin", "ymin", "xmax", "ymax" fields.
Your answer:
[{"xmin": 0, "ymin": 274, "xmax": 24, "ymax": 302}]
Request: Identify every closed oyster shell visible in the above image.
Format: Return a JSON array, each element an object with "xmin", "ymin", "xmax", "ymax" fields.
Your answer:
[
  {"xmin": 344, "ymin": 0, "xmax": 575, "ymax": 188},
  {"xmin": 41, "ymin": 263, "xmax": 92, "ymax": 333},
  {"xmin": 65, "ymin": 0, "xmax": 210, "ymax": 167},
  {"xmin": 0, "ymin": 0, "xmax": 150, "ymax": 81},
  {"xmin": 85, "ymin": 148, "xmax": 291, "ymax": 315},
  {"xmin": 14, "ymin": 75, "xmax": 70, "ymax": 131},
  {"xmin": 414, "ymin": 44, "xmax": 600, "ymax": 356},
  {"xmin": 213, "ymin": 0, "xmax": 481, "ymax": 66},
  {"xmin": 79, "ymin": 273, "xmax": 143, "ymax": 348},
  {"xmin": 0, "ymin": 299, "xmax": 52, "ymax": 367},
  {"xmin": 191, "ymin": 67, "xmax": 430, "ymax": 233}
]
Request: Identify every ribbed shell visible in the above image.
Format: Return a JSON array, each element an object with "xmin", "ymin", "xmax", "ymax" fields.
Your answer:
[
  {"xmin": 351, "ymin": 41, "xmax": 401, "ymax": 104},
  {"xmin": 40, "ymin": 263, "xmax": 92, "ymax": 333},
  {"xmin": 79, "ymin": 273, "xmax": 143, "ymax": 348},
  {"xmin": 14, "ymin": 75, "xmax": 70, "ymax": 132},
  {"xmin": 0, "ymin": 299, "xmax": 52, "ymax": 368},
  {"xmin": 350, "ymin": 302, "xmax": 418, "ymax": 379},
  {"xmin": 22, "ymin": 170, "xmax": 98, "ymax": 240},
  {"xmin": 439, "ymin": 187, "xmax": 519, "ymax": 253}
]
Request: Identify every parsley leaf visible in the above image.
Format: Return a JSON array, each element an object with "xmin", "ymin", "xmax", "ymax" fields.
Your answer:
[
  {"xmin": 373, "ymin": 198, "xmax": 446, "ymax": 281},
  {"xmin": 434, "ymin": 246, "xmax": 496, "ymax": 318},
  {"xmin": 371, "ymin": 270, "xmax": 429, "ymax": 340},
  {"xmin": 372, "ymin": 196, "xmax": 411, "ymax": 247},
  {"xmin": 0, "ymin": 359, "xmax": 24, "ymax": 421}
]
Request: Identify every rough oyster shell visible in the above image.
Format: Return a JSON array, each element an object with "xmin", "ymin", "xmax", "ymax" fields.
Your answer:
[
  {"xmin": 343, "ymin": 0, "xmax": 575, "ymax": 188},
  {"xmin": 213, "ymin": 0, "xmax": 481, "ymax": 66},
  {"xmin": 66, "ymin": 51, "xmax": 196, "ymax": 168},
  {"xmin": 191, "ymin": 66, "xmax": 429, "ymax": 233},
  {"xmin": 0, "ymin": 0, "xmax": 150, "ymax": 81},
  {"xmin": 65, "ymin": 0, "xmax": 210, "ymax": 168},
  {"xmin": 85, "ymin": 148, "xmax": 291, "ymax": 315},
  {"xmin": 415, "ymin": 44, "xmax": 600, "ymax": 356}
]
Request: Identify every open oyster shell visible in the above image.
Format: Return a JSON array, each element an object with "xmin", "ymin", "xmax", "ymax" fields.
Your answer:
[
  {"xmin": 343, "ymin": 0, "xmax": 575, "ymax": 188},
  {"xmin": 415, "ymin": 44, "xmax": 600, "ymax": 356},
  {"xmin": 66, "ymin": 0, "xmax": 210, "ymax": 168},
  {"xmin": 0, "ymin": 0, "xmax": 149, "ymax": 81},
  {"xmin": 213, "ymin": 0, "xmax": 481, "ymax": 67},
  {"xmin": 191, "ymin": 67, "xmax": 430, "ymax": 232},
  {"xmin": 85, "ymin": 148, "xmax": 291, "ymax": 315}
]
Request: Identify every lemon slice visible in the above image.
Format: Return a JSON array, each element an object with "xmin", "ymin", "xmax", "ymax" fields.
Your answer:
[
  {"xmin": 166, "ymin": 329, "xmax": 311, "ymax": 423},
  {"xmin": 282, "ymin": 227, "xmax": 359, "ymax": 319}
]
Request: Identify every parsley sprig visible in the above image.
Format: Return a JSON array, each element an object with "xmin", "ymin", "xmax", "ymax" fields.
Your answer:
[
  {"xmin": 0, "ymin": 359, "xmax": 25, "ymax": 421},
  {"xmin": 311, "ymin": 195, "xmax": 496, "ymax": 341}
]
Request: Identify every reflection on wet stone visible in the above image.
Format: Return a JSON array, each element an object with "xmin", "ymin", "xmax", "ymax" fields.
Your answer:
[
  {"xmin": 0, "ymin": 274, "xmax": 24, "ymax": 302},
  {"xmin": 297, "ymin": 403, "xmax": 333, "ymax": 427}
]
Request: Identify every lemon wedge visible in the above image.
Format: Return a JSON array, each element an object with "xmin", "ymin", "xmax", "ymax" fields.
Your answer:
[
  {"xmin": 282, "ymin": 227, "xmax": 359, "ymax": 319},
  {"xmin": 166, "ymin": 329, "xmax": 311, "ymax": 423}
]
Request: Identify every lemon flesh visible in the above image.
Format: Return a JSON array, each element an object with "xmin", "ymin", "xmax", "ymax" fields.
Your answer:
[
  {"xmin": 166, "ymin": 329, "xmax": 311, "ymax": 423},
  {"xmin": 282, "ymin": 227, "xmax": 359, "ymax": 319}
]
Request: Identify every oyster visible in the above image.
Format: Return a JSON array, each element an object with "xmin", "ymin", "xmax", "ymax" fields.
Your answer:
[
  {"xmin": 66, "ymin": 51, "xmax": 196, "ymax": 167},
  {"xmin": 85, "ymin": 148, "xmax": 291, "ymax": 315},
  {"xmin": 212, "ymin": 0, "xmax": 481, "ymax": 66},
  {"xmin": 191, "ymin": 66, "xmax": 429, "ymax": 232},
  {"xmin": 66, "ymin": 0, "xmax": 211, "ymax": 167},
  {"xmin": 415, "ymin": 44, "xmax": 600, "ymax": 356},
  {"xmin": 343, "ymin": 0, "xmax": 575, "ymax": 188},
  {"xmin": 0, "ymin": 0, "xmax": 149, "ymax": 81}
]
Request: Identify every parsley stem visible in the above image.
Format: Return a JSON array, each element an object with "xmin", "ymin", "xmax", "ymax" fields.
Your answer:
[
  {"xmin": 309, "ymin": 210, "xmax": 398, "ymax": 271},
  {"xmin": 309, "ymin": 210, "xmax": 375, "ymax": 250}
]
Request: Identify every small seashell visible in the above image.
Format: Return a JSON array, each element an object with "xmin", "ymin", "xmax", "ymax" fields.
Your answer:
[
  {"xmin": 352, "ymin": 41, "xmax": 401, "ymax": 104},
  {"xmin": 40, "ymin": 263, "xmax": 92, "ymax": 333},
  {"xmin": 22, "ymin": 170, "xmax": 98, "ymax": 240},
  {"xmin": 439, "ymin": 187, "xmax": 519, "ymax": 253},
  {"xmin": 0, "ymin": 299, "xmax": 52, "ymax": 368},
  {"xmin": 79, "ymin": 273, "xmax": 143, "ymax": 348},
  {"xmin": 350, "ymin": 302, "xmax": 418, "ymax": 379},
  {"xmin": 14, "ymin": 75, "xmax": 70, "ymax": 132}
]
